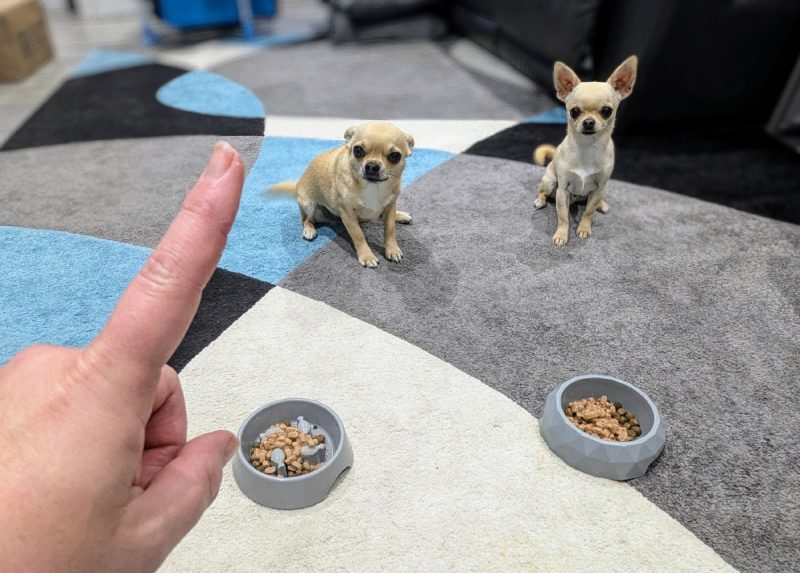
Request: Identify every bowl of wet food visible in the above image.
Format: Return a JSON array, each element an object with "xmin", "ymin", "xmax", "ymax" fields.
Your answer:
[
  {"xmin": 232, "ymin": 398, "xmax": 353, "ymax": 509},
  {"xmin": 540, "ymin": 375, "xmax": 665, "ymax": 481}
]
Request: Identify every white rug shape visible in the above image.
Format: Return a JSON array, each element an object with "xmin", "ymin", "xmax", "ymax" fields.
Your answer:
[
  {"xmin": 265, "ymin": 116, "xmax": 516, "ymax": 153},
  {"xmin": 164, "ymin": 287, "xmax": 734, "ymax": 572}
]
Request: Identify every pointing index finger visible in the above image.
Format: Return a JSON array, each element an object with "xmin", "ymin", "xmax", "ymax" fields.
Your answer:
[{"xmin": 88, "ymin": 142, "xmax": 244, "ymax": 389}]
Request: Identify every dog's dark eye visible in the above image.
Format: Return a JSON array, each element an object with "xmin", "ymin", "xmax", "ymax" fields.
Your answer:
[
  {"xmin": 600, "ymin": 106, "xmax": 613, "ymax": 118},
  {"xmin": 570, "ymin": 107, "xmax": 581, "ymax": 119},
  {"xmin": 353, "ymin": 145, "xmax": 365, "ymax": 159},
  {"xmin": 387, "ymin": 151, "xmax": 402, "ymax": 164}
]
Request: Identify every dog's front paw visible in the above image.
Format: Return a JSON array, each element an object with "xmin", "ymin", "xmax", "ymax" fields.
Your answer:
[
  {"xmin": 534, "ymin": 193, "xmax": 548, "ymax": 209},
  {"xmin": 552, "ymin": 228, "xmax": 569, "ymax": 246},
  {"xmin": 358, "ymin": 250, "xmax": 380, "ymax": 268},
  {"xmin": 597, "ymin": 200, "xmax": 610, "ymax": 214},
  {"xmin": 395, "ymin": 211, "xmax": 413, "ymax": 224},
  {"xmin": 302, "ymin": 226, "xmax": 317, "ymax": 240},
  {"xmin": 577, "ymin": 222, "xmax": 592, "ymax": 239},
  {"xmin": 385, "ymin": 243, "xmax": 403, "ymax": 262}
]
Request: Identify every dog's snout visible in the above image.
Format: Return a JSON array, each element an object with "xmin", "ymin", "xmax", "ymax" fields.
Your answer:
[
  {"xmin": 582, "ymin": 118, "xmax": 595, "ymax": 130},
  {"xmin": 365, "ymin": 161, "xmax": 381, "ymax": 175}
]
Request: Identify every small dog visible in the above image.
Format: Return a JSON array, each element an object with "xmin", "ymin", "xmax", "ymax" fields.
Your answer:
[
  {"xmin": 269, "ymin": 121, "xmax": 414, "ymax": 268},
  {"xmin": 533, "ymin": 56, "xmax": 638, "ymax": 245}
]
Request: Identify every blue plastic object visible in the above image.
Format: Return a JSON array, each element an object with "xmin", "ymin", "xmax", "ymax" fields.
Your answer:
[{"xmin": 157, "ymin": 0, "xmax": 276, "ymax": 30}]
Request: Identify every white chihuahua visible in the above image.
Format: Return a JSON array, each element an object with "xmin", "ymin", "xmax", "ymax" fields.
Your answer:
[{"xmin": 533, "ymin": 56, "xmax": 638, "ymax": 245}]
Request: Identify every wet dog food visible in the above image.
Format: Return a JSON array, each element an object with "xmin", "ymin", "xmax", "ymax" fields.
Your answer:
[{"xmin": 565, "ymin": 396, "xmax": 642, "ymax": 442}]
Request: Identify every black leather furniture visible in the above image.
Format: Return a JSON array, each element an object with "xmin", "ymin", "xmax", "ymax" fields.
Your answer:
[{"xmin": 448, "ymin": 0, "xmax": 800, "ymax": 132}]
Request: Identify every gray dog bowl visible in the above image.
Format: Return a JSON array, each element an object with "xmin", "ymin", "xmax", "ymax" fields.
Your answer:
[
  {"xmin": 540, "ymin": 375, "xmax": 665, "ymax": 481},
  {"xmin": 232, "ymin": 398, "xmax": 354, "ymax": 510}
]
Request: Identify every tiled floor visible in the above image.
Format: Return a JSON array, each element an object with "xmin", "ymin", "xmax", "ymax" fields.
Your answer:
[
  {"xmin": 0, "ymin": 9, "xmax": 141, "ymax": 144},
  {"xmin": 0, "ymin": 1, "xmax": 328, "ymax": 145}
]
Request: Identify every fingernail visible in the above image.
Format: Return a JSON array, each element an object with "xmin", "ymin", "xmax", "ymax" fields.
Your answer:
[
  {"xmin": 204, "ymin": 141, "xmax": 234, "ymax": 181},
  {"xmin": 224, "ymin": 435, "xmax": 240, "ymax": 461}
]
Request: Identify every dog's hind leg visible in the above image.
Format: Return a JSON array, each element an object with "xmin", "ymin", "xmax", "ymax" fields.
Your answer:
[{"xmin": 535, "ymin": 163, "xmax": 557, "ymax": 209}]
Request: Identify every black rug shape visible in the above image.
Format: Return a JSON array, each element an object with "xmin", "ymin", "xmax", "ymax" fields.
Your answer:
[
  {"xmin": 1, "ymin": 64, "xmax": 263, "ymax": 151},
  {"xmin": 168, "ymin": 268, "xmax": 273, "ymax": 372},
  {"xmin": 465, "ymin": 123, "xmax": 800, "ymax": 225}
]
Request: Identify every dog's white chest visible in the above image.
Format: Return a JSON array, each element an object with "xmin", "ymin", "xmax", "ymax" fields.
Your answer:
[
  {"xmin": 358, "ymin": 182, "xmax": 394, "ymax": 221},
  {"xmin": 565, "ymin": 167, "xmax": 599, "ymax": 196}
]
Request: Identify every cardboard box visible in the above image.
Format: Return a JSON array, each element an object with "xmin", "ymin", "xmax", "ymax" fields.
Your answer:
[{"xmin": 0, "ymin": 0, "xmax": 53, "ymax": 81}]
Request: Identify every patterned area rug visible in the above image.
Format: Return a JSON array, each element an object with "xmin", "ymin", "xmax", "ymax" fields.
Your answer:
[{"xmin": 1, "ymin": 34, "xmax": 798, "ymax": 572}]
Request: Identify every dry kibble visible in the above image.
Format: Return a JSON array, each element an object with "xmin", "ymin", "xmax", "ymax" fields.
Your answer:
[
  {"xmin": 565, "ymin": 397, "xmax": 643, "ymax": 443},
  {"xmin": 249, "ymin": 421, "xmax": 326, "ymax": 477}
]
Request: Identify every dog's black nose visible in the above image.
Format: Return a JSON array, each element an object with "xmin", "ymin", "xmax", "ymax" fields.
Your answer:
[
  {"xmin": 583, "ymin": 118, "xmax": 596, "ymax": 130},
  {"xmin": 365, "ymin": 161, "xmax": 381, "ymax": 175}
]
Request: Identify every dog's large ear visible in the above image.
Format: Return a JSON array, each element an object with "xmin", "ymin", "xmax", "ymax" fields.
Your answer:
[
  {"xmin": 553, "ymin": 61, "xmax": 580, "ymax": 102},
  {"xmin": 607, "ymin": 55, "xmax": 638, "ymax": 99},
  {"xmin": 344, "ymin": 126, "xmax": 356, "ymax": 143},
  {"xmin": 404, "ymin": 132, "xmax": 415, "ymax": 157}
]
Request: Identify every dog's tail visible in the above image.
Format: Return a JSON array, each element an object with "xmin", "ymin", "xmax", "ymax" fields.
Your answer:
[
  {"xmin": 266, "ymin": 181, "xmax": 298, "ymax": 196},
  {"xmin": 533, "ymin": 144, "xmax": 556, "ymax": 166}
]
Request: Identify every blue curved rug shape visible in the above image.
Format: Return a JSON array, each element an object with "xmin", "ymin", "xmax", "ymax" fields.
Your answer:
[
  {"xmin": 71, "ymin": 48, "xmax": 154, "ymax": 78},
  {"xmin": 219, "ymin": 137, "xmax": 453, "ymax": 283},
  {"xmin": 0, "ymin": 227, "xmax": 149, "ymax": 365},
  {"xmin": 157, "ymin": 70, "xmax": 265, "ymax": 119}
]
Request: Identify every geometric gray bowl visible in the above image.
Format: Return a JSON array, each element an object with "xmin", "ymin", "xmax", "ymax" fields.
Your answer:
[
  {"xmin": 540, "ymin": 375, "xmax": 666, "ymax": 481},
  {"xmin": 232, "ymin": 398, "xmax": 354, "ymax": 510}
]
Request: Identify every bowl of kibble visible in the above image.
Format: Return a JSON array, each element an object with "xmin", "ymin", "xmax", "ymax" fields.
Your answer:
[
  {"xmin": 540, "ymin": 375, "xmax": 666, "ymax": 481},
  {"xmin": 232, "ymin": 398, "xmax": 354, "ymax": 510}
]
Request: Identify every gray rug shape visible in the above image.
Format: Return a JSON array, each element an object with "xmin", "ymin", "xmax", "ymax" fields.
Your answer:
[
  {"xmin": 281, "ymin": 154, "xmax": 800, "ymax": 572},
  {"xmin": 212, "ymin": 40, "xmax": 554, "ymax": 119},
  {"xmin": 0, "ymin": 135, "xmax": 261, "ymax": 247}
]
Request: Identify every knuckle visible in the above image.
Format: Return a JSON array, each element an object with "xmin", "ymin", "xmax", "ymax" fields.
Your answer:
[
  {"xmin": 183, "ymin": 459, "xmax": 222, "ymax": 511},
  {"xmin": 9, "ymin": 344, "xmax": 75, "ymax": 375},
  {"xmin": 161, "ymin": 364, "xmax": 180, "ymax": 385},
  {"xmin": 138, "ymin": 247, "xmax": 188, "ymax": 298},
  {"xmin": 182, "ymin": 190, "xmax": 216, "ymax": 221},
  {"xmin": 182, "ymin": 192, "xmax": 230, "ymax": 240},
  {"xmin": 11, "ymin": 343, "xmax": 53, "ymax": 363},
  {"xmin": 204, "ymin": 464, "xmax": 223, "ymax": 504}
]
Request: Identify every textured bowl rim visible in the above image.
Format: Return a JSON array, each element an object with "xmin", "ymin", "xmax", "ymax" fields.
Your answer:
[
  {"xmin": 555, "ymin": 374, "xmax": 661, "ymax": 446},
  {"xmin": 236, "ymin": 397, "xmax": 346, "ymax": 482}
]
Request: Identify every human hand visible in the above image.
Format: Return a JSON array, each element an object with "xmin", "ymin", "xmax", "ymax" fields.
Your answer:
[{"xmin": 0, "ymin": 142, "xmax": 245, "ymax": 572}]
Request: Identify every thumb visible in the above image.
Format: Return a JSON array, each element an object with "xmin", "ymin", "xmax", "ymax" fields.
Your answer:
[{"xmin": 125, "ymin": 430, "xmax": 238, "ymax": 567}]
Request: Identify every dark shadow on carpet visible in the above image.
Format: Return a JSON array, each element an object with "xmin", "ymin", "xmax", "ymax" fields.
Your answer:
[
  {"xmin": 1, "ymin": 64, "xmax": 263, "ymax": 151},
  {"xmin": 465, "ymin": 123, "xmax": 800, "ymax": 225},
  {"xmin": 169, "ymin": 268, "xmax": 273, "ymax": 372}
]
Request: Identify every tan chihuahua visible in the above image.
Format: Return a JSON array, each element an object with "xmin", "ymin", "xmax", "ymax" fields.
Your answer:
[
  {"xmin": 533, "ymin": 56, "xmax": 638, "ymax": 245},
  {"xmin": 269, "ymin": 121, "xmax": 414, "ymax": 268}
]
